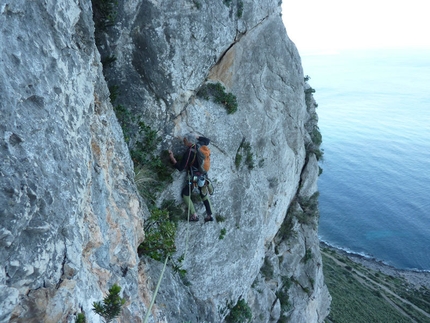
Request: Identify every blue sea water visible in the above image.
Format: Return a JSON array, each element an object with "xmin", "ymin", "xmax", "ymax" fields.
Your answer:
[{"xmin": 301, "ymin": 48, "xmax": 430, "ymax": 271}]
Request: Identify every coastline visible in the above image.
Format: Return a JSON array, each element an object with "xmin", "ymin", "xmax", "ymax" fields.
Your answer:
[{"xmin": 320, "ymin": 241, "xmax": 430, "ymax": 289}]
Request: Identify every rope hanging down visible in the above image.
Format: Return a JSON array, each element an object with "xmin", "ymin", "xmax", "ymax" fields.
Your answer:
[
  {"xmin": 143, "ymin": 256, "xmax": 169, "ymax": 323},
  {"xmin": 143, "ymin": 176, "xmax": 193, "ymax": 323}
]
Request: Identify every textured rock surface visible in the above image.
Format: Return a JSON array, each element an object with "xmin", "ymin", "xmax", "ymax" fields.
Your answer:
[
  {"xmin": 0, "ymin": 0, "xmax": 330, "ymax": 322},
  {"xmin": 0, "ymin": 1, "xmax": 145, "ymax": 322}
]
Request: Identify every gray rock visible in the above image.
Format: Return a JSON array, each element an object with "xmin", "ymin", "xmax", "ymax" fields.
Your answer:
[{"xmin": 0, "ymin": 0, "xmax": 330, "ymax": 322}]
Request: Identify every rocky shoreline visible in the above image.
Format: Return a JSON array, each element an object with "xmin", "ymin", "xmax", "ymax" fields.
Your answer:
[{"xmin": 320, "ymin": 241, "xmax": 430, "ymax": 289}]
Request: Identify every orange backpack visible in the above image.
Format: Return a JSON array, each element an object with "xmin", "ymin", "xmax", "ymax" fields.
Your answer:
[
  {"xmin": 189, "ymin": 143, "xmax": 210, "ymax": 174},
  {"xmin": 196, "ymin": 144, "xmax": 210, "ymax": 173}
]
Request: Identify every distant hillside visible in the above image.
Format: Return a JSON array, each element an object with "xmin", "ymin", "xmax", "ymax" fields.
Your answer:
[{"xmin": 321, "ymin": 244, "xmax": 430, "ymax": 323}]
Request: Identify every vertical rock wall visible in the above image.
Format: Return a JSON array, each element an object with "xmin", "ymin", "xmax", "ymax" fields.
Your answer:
[
  {"xmin": 0, "ymin": 1, "xmax": 145, "ymax": 322},
  {"xmin": 99, "ymin": 0, "xmax": 330, "ymax": 322},
  {"xmin": 0, "ymin": 0, "xmax": 330, "ymax": 322}
]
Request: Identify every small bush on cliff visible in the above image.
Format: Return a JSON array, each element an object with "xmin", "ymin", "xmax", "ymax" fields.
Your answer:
[
  {"xmin": 237, "ymin": 0, "xmax": 244, "ymax": 17},
  {"xmin": 92, "ymin": 284, "xmax": 125, "ymax": 323},
  {"xmin": 91, "ymin": 0, "xmax": 118, "ymax": 31},
  {"xmin": 277, "ymin": 276, "xmax": 293, "ymax": 311},
  {"xmin": 219, "ymin": 228, "xmax": 227, "ymax": 240},
  {"xmin": 131, "ymin": 122, "xmax": 173, "ymax": 206},
  {"xmin": 304, "ymin": 87, "xmax": 316, "ymax": 94},
  {"xmin": 235, "ymin": 140, "xmax": 254, "ymax": 170},
  {"xmin": 138, "ymin": 208, "xmax": 177, "ymax": 261},
  {"xmin": 198, "ymin": 82, "xmax": 238, "ymax": 114},
  {"xmin": 225, "ymin": 298, "xmax": 252, "ymax": 323},
  {"xmin": 303, "ymin": 248, "xmax": 313, "ymax": 263},
  {"xmin": 295, "ymin": 192, "xmax": 320, "ymax": 228},
  {"xmin": 192, "ymin": 0, "xmax": 201, "ymax": 9},
  {"xmin": 75, "ymin": 313, "xmax": 86, "ymax": 323},
  {"xmin": 261, "ymin": 257, "xmax": 274, "ymax": 279}
]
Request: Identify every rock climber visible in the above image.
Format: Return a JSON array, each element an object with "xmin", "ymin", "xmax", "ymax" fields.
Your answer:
[{"xmin": 168, "ymin": 133, "xmax": 213, "ymax": 223}]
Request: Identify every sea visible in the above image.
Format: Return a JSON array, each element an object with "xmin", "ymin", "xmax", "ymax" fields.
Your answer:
[{"xmin": 300, "ymin": 48, "xmax": 430, "ymax": 271}]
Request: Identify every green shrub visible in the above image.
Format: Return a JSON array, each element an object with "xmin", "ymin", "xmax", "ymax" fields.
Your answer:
[
  {"xmin": 225, "ymin": 298, "xmax": 252, "ymax": 323},
  {"xmin": 237, "ymin": 0, "xmax": 244, "ymax": 17},
  {"xmin": 101, "ymin": 55, "xmax": 117, "ymax": 68},
  {"xmin": 91, "ymin": 0, "xmax": 118, "ymax": 31},
  {"xmin": 304, "ymin": 87, "xmax": 316, "ymax": 94},
  {"xmin": 198, "ymin": 82, "xmax": 238, "ymax": 114},
  {"xmin": 92, "ymin": 284, "xmax": 125, "ymax": 323},
  {"xmin": 160, "ymin": 199, "xmax": 186, "ymax": 223},
  {"xmin": 108, "ymin": 85, "xmax": 120, "ymax": 103},
  {"xmin": 216, "ymin": 215, "xmax": 226, "ymax": 223},
  {"xmin": 131, "ymin": 122, "xmax": 173, "ymax": 206},
  {"xmin": 235, "ymin": 140, "xmax": 254, "ymax": 170},
  {"xmin": 219, "ymin": 228, "xmax": 227, "ymax": 240},
  {"xmin": 260, "ymin": 257, "xmax": 274, "ymax": 279},
  {"xmin": 235, "ymin": 152, "xmax": 243, "ymax": 169},
  {"xmin": 306, "ymin": 142, "xmax": 324, "ymax": 161},
  {"xmin": 75, "ymin": 313, "xmax": 86, "ymax": 323},
  {"xmin": 310, "ymin": 126, "xmax": 322, "ymax": 146},
  {"xmin": 193, "ymin": 0, "xmax": 201, "ymax": 9},
  {"xmin": 138, "ymin": 208, "xmax": 177, "ymax": 261},
  {"xmin": 303, "ymin": 248, "xmax": 313, "ymax": 263}
]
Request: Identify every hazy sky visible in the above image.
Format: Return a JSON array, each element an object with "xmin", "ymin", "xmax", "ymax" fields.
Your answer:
[{"xmin": 281, "ymin": 0, "xmax": 430, "ymax": 53}]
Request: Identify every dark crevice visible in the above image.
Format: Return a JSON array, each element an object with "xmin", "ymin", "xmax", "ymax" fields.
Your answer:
[
  {"xmin": 216, "ymin": 41, "xmax": 237, "ymax": 66},
  {"xmin": 56, "ymin": 245, "xmax": 67, "ymax": 289}
]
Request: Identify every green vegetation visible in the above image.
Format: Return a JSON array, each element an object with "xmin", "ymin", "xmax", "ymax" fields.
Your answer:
[
  {"xmin": 276, "ymin": 207, "xmax": 295, "ymax": 241},
  {"xmin": 277, "ymin": 276, "xmax": 292, "ymax": 311},
  {"xmin": 101, "ymin": 54, "xmax": 117, "ymax": 68},
  {"xmin": 306, "ymin": 126, "xmax": 324, "ymax": 161},
  {"xmin": 237, "ymin": 0, "xmax": 244, "ymax": 18},
  {"xmin": 225, "ymin": 298, "xmax": 252, "ymax": 323},
  {"xmin": 322, "ymin": 247, "xmax": 430, "ymax": 323},
  {"xmin": 138, "ymin": 208, "xmax": 177, "ymax": 261},
  {"xmin": 216, "ymin": 215, "xmax": 226, "ymax": 223},
  {"xmin": 223, "ymin": 0, "xmax": 244, "ymax": 18},
  {"xmin": 235, "ymin": 140, "xmax": 254, "ymax": 170},
  {"xmin": 92, "ymin": 0, "xmax": 178, "ymax": 275},
  {"xmin": 91, "ymin": 0, "xmax": 118, "ymax": 31},
  {"xmin": 108, "ymin": 85, "xmax": 120, "ymax": 103},
  {"xmin": 276, "ymin": 193, "xmax": 320, "ymax": 244},
  {"xmin": 234, "ymin": 151, "xmax": 242, "ymax": 169},
  {"xmin": 92, "ymin": 284, "xmax": 126, "ymax": 323},
  {"xmin": 260, "ymin": 257, "xmax": 274, "ymax": 280},
  {"xmin": 75, "ymin": 313, "xmax": 86, "ymax": 323},
  {"xmin": 276, "ymin": 276, "xmax": 293, "ymax": 322},
  {"xmin": 310, "ymin": 126, "xmax": 322, "ymax": 146},
  {"xmin": 304, "ymin": 87, "xmax": 316, "ymax": 95},
  {"xmin": 198, "ymin": 82, "xmax": 238, "ymax": 114},
  {"xmin": 192, "ymin": 0, "xmax": 201, "ymax": 9},
  {"xmin": 303, "ymin": 75, "xmax": 323, "ymax": 160},
  {"xmin": 128, "ymin": 121, "xmax": 173, "ymax": 206},
  {"xmin": 303, "ymin": 248, "xmax": 313, "ymax": 263},
  {"xmin": 296, "ymin": 192, "xmax": 319, "ymax": 227},
  {"xmin": 219, "ymin": 228, "xmax": 227, "ymax": 240}
]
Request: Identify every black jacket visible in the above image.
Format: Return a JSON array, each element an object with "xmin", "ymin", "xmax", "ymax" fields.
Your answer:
[{"xmin": 174, "ymin": 136, "xmax": 210, "ymax": 172}]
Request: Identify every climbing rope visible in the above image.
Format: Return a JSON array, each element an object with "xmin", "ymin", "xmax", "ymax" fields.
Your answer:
[
  {"xmin": 143, "ymin": 174, "xmax": 193, "ymax": 323},
  {"xmin": 143, "ymin": 255, "xmax": 169, "ymax": 323},
  {"xmin": 143, "ymin": 149, "xmax": 196, "ymax": 322},
  {"xmin": 183, "ymin": 173, "xmax": 192, "ymax": 259}
]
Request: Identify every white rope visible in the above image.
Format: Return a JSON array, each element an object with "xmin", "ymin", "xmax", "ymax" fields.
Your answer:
[{"xmin": 143, "ymin": 255, "xmax": 169, "ymax": 323}]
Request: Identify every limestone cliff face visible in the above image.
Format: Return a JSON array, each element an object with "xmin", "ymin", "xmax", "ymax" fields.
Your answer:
[{"xmin": 0, "ymin": 0, "xmax": 330, "ymax": 322}]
